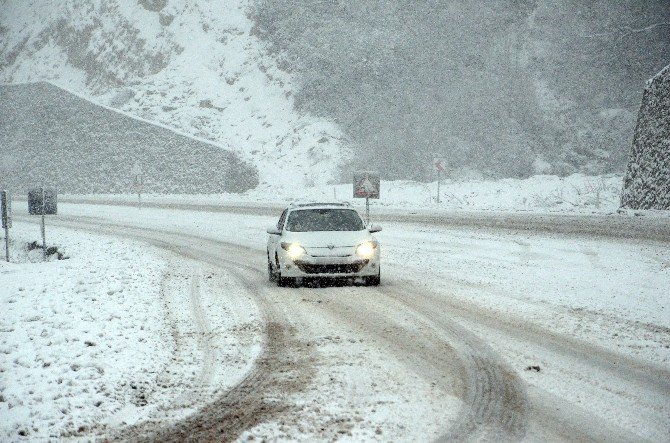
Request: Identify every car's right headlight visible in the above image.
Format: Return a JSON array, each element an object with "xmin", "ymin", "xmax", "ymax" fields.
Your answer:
[
  {"xmin": 356, "ymin": 241, "xmax": 378, "ymax": 259},
  {"xmin": 281, "ymin": 242, "xmax": 306, "ymax": 260}
]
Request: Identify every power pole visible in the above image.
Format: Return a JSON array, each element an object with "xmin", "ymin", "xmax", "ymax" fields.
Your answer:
[{"xmin": 1, "ymin": 190, "xmax": 10, "ymax": 262}]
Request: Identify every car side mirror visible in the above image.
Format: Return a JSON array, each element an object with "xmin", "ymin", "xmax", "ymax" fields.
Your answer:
[
  {"xmin": 368, "ymin": 224, "xmax": 382, "ymax": 233},
  {"xmin": 267, "ymin": 226, "xmax": 282, "ymax": 235}
]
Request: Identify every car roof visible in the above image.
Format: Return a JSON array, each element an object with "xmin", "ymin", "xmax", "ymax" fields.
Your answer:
[{"xmin": 287, "ymin": 201, "xmax": 353, "ymax": 211}]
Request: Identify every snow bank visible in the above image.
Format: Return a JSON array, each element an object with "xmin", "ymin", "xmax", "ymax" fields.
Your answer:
[
  {"xmin": 67, "ymin": 173, "xmax": 627, "ymax": 214},
  {"xmin": 374, "ymin": 173, "xmax": 625, "ymax": 212},
  {"xmin": 0, "ymin": 223, "xmax": 169, "ymax": 440}
]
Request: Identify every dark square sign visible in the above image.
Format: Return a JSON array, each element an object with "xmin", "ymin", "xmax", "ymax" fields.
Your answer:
[
  {"xmin": 1, "ymin": 190, "xmax": 10, "ymax": 228},
  {"xmin": 28, "ymin": 187, "xmax": 58, "ymax": 215}
]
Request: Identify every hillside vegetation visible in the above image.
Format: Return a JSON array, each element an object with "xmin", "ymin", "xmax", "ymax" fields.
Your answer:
[{"xmin": 252, "ymin": 0, "xmax": 670, "ymax": 180}]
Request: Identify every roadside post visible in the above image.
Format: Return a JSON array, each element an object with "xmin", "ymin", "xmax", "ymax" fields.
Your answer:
[
  {"xmin": 433, "ymin": 158, "xmax": 446, "ymax": 203},
  {"xmin": 353, "ymin": 171, "xmax": 380, "ymax": 224},
  {"xmin": 1, "ymin": 190, "xmax": 11, "ymax": 262},
  {"xmin": 132, "ymin": 162, "xmax": 144, "ymax": 209},
  {"xmin": 28, "ymin": 186, "xmax": 57, "ymax": 261}
]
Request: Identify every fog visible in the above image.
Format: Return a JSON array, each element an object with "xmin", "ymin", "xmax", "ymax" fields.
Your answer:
[{"xmin": 253, "ymin": 0, "xmax": 670, "ymax": 180}]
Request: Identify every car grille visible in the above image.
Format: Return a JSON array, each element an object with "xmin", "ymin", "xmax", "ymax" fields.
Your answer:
[{"xmin": 294, "ymin": 260, "xmax": 369, "ymax": 274}]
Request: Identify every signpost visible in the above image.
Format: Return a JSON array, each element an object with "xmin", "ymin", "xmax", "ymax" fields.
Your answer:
[
  {"xmin": 433, "ymin": 158, "xmax": 446, "ymax": 203},
  {"xmin": 132, "ymin": 162, "xmax": 144, "ymax": 209},
  {"xmin": 28, "ymin": 186, "xmax": 57, "ymax": 260},
  {"xmin": 353, "ymin": 171, "xmax": 380, "ymax": 224},
  {"xmin": 1, "ymin": 190, "xmax": 11, "ymax": 262}
]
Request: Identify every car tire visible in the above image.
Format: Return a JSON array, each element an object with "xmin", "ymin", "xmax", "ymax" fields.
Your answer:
[
  {"xmin": 274, "ymin": 255, "xmax": 294, "ymax": 287},
  {"xmin": 267, "ymin": 255, "xmax": 278, "ymax": 283},
  {"xmin": 365, "ymin": 269, "xmax": 381, "ymax": 286}
]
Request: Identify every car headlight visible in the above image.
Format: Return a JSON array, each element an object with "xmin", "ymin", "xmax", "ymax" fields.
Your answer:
[
  {"xmin": 281, "ymin": 242, "xmax": 306, "ymax": 260},
  {"xmin": 356, "ymin": 241, "xmax": 377, "ymax": 259}
]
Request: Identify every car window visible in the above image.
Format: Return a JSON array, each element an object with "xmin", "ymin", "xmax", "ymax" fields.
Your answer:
[
  {"xmin": 277, "ymin": 209, "xmax": 288, "ymax": 230},
  {"xmin": 285, "ymin": 209, "xmax": 365, "ymax": 232}
]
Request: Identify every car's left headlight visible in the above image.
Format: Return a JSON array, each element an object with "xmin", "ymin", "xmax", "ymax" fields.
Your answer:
[
  {"xmin": 356, "ymin": 241, "xmax": 378, "ymax": 259},
  {"xmin": 281, "ymin": 242, "xmax": 306, "ymax": 260}
]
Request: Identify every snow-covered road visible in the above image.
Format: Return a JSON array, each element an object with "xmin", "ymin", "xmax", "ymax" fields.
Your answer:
[{"xmin": 5, "ymin": 201, "xmax": 669, "ymax": 441}]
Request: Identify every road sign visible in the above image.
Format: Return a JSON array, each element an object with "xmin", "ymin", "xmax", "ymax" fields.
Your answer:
[
  {"xmin": 132, "ymin": 177, "xmax": 144, "ymax": 193},
  {"xmin": 131, "ymin": 162, "xmax": 143, "ymax": 176},
  {"xmin": 353, "ymin": 171, "xmax": 380, "ymax": 199},
  {"xmin": 28, "ymin": 187, "xmax": 57, "ymax": 215},
  {"xmin": 353, "ymin": 171, "xmax": 380, "ymax": 224},
  {"xmin": 1, "ymin": 190, "xmax": 11, "ymax": 229}
]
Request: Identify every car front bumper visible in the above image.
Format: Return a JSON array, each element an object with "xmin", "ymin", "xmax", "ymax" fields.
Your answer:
[{"xmin": 278, "ymin": 250, "xmax": 380, "ymax": 278}]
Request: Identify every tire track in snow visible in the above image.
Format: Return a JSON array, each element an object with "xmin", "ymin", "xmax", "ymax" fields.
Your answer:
[
  {"xmin": 30, "ymin": 215, "xmax": 317, "ymax": 441},
  {"xmin": 309, "ymin": 288, "xmax": 529, "ymax": 441},
  {"xmin": 188, "ymin": 272, "xmax": 216, "ymax": 394},
  {"xmin": 376, "ymin": 282, "xmax": 670, "ymax": 440}
]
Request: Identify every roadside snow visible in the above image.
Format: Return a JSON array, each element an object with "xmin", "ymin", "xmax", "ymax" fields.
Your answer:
[
  {"xmin": 0, "ymin": 221, "xmax": 264, "ymax": 440},
  {"xmin": 66, "ymin": 173, "xmax": 628, "ymax": 214},
  {"xmin": 0, "ymin": 223, "xmax": 169, "ymax": 439}
]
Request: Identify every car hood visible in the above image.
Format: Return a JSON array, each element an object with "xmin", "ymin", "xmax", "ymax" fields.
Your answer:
[{"xmin": 281, "ymin": 230, "xmax": 372, "ymax": 248}]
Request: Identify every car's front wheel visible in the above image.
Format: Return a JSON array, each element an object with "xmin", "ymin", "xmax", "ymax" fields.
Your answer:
[
  {"xmin": 273, "ymin": 254, "xmax": 296, "ymax": 287},
  {"xmin": 267, "ymin": 254, "xmax": 278, "ymax": 283}
]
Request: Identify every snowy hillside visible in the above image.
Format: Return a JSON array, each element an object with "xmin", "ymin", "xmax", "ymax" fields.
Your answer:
[
  {"xmin": 0, "ymin": 0, "xmax": 349, "ymax": 188},
  {"xmin": 252, "ymin": 0, "xmax": 670, "ymax": 180},
  {"xmin": 0, "ymin": 82, "xmax": 257, "ymax": 194}
]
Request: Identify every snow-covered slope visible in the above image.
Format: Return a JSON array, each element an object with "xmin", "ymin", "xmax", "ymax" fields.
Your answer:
[
  {"xmin": 0, "ymin": 0, "xmax": 349, "ymax": 188},
  {"xmin": 0, "ymin": 82, "xmax": 258, "ymax": 194}
]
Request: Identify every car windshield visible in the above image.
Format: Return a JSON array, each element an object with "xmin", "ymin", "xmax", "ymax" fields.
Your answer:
[{"xmin": 285, "ymin": 209, "xmax": 365, "ymax": 232}]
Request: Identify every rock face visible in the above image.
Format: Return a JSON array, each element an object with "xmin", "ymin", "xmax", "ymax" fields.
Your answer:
[
  {"xmin": 621, "ymin": 65, "xmax": 670, "ymax": 210},
  {"xmin": 0, "ymin": 82, "xmax": 258, "ymax": 194}
]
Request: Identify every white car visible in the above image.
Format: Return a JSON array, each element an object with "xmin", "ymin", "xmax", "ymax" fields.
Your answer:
[{"xmin": 267, "ymin": 202, "xmax": 382, "ymax": 286}]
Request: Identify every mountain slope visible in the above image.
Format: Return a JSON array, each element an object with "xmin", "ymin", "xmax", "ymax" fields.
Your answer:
[
  {"xmin": 0, "ymin": 82, "xmax": 258, "ymax": 194},
  {"xmin": 0, "ymin": 0, "xmax": 348, "ymax": 189},
  {"xmin": 252, "ymin": 0, "xmax": 670, "ymax": 180}
]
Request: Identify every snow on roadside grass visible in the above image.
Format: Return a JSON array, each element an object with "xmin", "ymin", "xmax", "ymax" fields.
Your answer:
[
  {"xmin": 65, "ymin": 173, "xmax": 627, "ymax": 214},
  {"xmin": 0, "ymin": 222, "xmax": 169, "ymax": 440}
]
